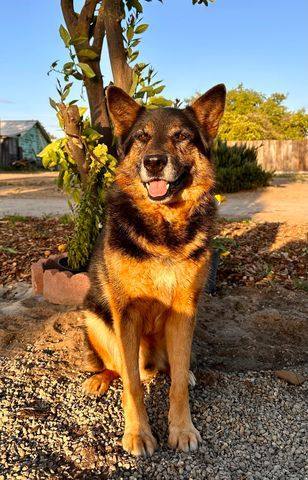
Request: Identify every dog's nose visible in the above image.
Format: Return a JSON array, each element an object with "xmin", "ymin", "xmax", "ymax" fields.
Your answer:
[{"xmin": 143, "ymin": 154, "xmax": 168, "ymax": 174}]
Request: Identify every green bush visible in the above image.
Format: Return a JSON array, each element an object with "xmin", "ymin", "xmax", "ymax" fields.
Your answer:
[{"xmin": 213, "ymin": 139, "xmax": 273, "ymax": 193}]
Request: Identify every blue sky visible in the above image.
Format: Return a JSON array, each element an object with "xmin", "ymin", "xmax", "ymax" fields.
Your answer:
[{"xmin": 0, "ymin": 0, "xmax": 307, "ymax": 137}]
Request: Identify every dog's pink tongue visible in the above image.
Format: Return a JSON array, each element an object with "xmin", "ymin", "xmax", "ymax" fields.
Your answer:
[{"xmin": 148, "ymin": 180, "xmax": 168, "ymax": 198}]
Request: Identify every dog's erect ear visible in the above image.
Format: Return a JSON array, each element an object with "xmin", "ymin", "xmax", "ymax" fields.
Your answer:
[
  {"xmin": 106, "ymin": 86, "xmax": 143, "ymax": 138},
  {"xmin": 187, "ymin": 84, "xmax": 226, "ymax": 140}
]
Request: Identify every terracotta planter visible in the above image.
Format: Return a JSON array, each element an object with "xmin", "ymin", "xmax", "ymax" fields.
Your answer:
[{"xmin": 31, "ymin": 254, "xmax": 90, "ymax": 306}]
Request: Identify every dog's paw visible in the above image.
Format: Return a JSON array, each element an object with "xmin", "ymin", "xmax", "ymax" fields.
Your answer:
[
  {"xmin": 82, "ymin": 371, "xmax": 117, "ymax": 396},
  {"xmin": 122, "ymin": 431, "xmax": 157, "ymax": 456},
  {"xmin": 168, "ymin": 424, "xmax": 201, "ymax": 452}
]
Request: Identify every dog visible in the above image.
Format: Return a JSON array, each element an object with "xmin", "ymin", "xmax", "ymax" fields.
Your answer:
[{"xmin": 82, "ymin": 84, "xmax": 226, "ymax": 456}]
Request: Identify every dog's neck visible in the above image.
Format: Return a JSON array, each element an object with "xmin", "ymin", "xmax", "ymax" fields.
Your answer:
[{"xmin": 108, "ymin": 182, "xmax": 215, "ymax": 230}]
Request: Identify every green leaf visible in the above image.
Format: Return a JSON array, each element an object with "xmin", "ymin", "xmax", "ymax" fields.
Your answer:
[
  {"xmin": 135, "ymin": 24, "xmax": 149, "ymax": 34},
  {"xmin": 61, "ymin": 86, "xmax": 71, "ymax": 101},
  {"xmin": 78, "ymin": 106, "xmax": 87, "ymax": 117},
  {"xmin": 131, "ymin": 38, "xmax": 141, "ymax": 47},
  {"xmin": 49, "ymin": 98, "xmax": 58, "ymax": 111},
  {"xmin": 56, "ymin": 111, "xmax": 64, "ymax": 129},
  {"xmin": 72, "ymin": 189, "xmax": 81, "ymax": 204},
  {"xmin": 64, "ymin": 82, "xmax": 73, "ymax": 92},
  {"xmin": 129, "ymin": 71, "xmax": 140, "ymax": 96},
  {"xmin": 138, "ymin": 85, "xmax": 153, "ymax": 93},
  {"xmin": 151, "ymin": 80, "xmax": 163, "ymax": 86},
  {"xmin": 83, "ymin": 127, "xmax": 102, "ymax": 142},
  {"xmin": 63, "ymin": 170, "xmax": 71, "ymax": 189},
  {"xmin": 154, "ymin": 85, "xmax": 165, "ymax": 94},
  {"xmin": 129, "ymin": 51, "xmax": 139, "ymax": 63},
  {"xmin": 63, "ymin": 62, "xmax": 74, "ymax": 72},
  {"xmin": 59, "ymin": 24, "xmax": 71, "ymax": 47},
  {"xmin": 127, "ymin": 25, "xmax": 134, "ymax": 42},
  {"xmin": 135, "ymin": 62, "xmax": 148, "ymax": 72},
  {"xmin": 0, "ymin": 246, "xmax": 18, "ymax": 255},
  {"xmin": 71, "ymin": 35, "xmax": 88, "ymax": 46},
  {"xmin": 148, "ymin": 96, "xmax": 173, "ymax": 107},
  {"xmin": 134, "ymin": 91, "xmax": 146, "ymax": 99},
  {"xmin": 78, "ymin": 63, "xmax": 96, "ymax": 78},
  {"xmin": 78, "ymin": 48, "xmax": 99, "ymax": 60}
]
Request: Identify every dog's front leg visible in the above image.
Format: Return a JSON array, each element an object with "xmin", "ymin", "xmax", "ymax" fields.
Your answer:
[
  {"xmin": 166, "ymin": 309, "xmax": 201, "ymax": 452},
  {"xmin": 116, "ymin": 306, "xmax": 157, "ymax": 456}
]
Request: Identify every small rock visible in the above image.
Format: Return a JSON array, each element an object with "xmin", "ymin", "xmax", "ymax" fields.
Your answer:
[{"xmin": 275, "ymin": 370, "xmax": 306, "ymax": 385}]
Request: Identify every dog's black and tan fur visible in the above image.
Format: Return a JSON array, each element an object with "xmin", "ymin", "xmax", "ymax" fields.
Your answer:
[{"xmin": 83, "ymin": 84, "xmax": 226, "ymax": 456}]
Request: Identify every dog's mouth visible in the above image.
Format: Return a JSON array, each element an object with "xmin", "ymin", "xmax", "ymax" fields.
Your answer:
[{"xmin": 144, "ymin": 171, "xmax": 189, "ymax": 201}]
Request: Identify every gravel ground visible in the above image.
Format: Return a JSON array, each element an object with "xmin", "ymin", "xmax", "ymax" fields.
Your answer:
[{"xmin": 0, "ymin": 347, "xmax": 307, "ymax": 480}]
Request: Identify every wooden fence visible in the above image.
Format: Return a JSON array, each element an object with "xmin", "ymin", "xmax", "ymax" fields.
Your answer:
[{"xmin": 227, "ymin": 140, "xmax": 308, "ymax": 173}]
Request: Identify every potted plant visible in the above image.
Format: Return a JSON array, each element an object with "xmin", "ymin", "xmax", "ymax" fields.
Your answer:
[{"xmin": 32, "ymin": 1, "xmax": 174, "ymax": 303}]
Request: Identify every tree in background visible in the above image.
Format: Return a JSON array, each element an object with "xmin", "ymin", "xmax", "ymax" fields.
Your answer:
[{"xmin": 187, "ymin": 84, "xmax": 308, "ymax": 141}]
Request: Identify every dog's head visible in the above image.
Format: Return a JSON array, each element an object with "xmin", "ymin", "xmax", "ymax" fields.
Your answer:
[{"xmin": 106, "ymin": 84, "xmax": 226, "ymax": 204}]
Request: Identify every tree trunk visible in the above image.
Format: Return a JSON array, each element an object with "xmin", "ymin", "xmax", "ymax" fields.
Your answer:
[
  {"xmin": 83, "ymin": 60, "xmax": 113, "ymax": 149},
  {"xmin": 58, "ymin": 103, "xmax": 89, "ymax": 185},
  {"xmin": 60, "ymin": 0, "xmax": 113, "ymax": 149},
  {"xmin": 60, "ymin": 0, "xmax": 134, "ymax": 155},
  {"xmin": 104, "ymin": 0, "xmax": 133, "ymax": 93}
]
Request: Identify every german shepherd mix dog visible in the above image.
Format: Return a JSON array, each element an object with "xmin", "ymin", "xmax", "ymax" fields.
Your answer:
[{"xmin": 83, "ymin": 84, "xmax": 226, "ymax": 456}]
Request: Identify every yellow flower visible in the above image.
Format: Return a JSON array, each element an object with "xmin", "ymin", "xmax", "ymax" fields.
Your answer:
[
  {"xmin": 215, "ymin": 194, "xmax": 226, "ymax": 204},
  {"xmin": 57, "ymin": 243, "xmax": 67, "ymax": 253},
  {"xmin": 93, "ymin": 144, "xmax": 108, "ymax": 158}
]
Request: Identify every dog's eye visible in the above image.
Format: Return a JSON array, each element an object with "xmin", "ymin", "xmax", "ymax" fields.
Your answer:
[
  {"xmin": 135, "ymin": 131, "xmax": 150, "ymax": 143},
  {"xmin": 173, "ymin": 131, "xmax": 191, "ymax": 143}
]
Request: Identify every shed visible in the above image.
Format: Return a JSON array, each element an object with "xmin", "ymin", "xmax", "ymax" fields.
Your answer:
[{"xmin": 0, "ymin": 120, "xmax": 51, "ymax": 168}]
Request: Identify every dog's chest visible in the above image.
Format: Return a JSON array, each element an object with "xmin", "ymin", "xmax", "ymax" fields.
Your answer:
[{"xmin": 151, "ymin": 263, "xmax": 178, "ymax": 293}]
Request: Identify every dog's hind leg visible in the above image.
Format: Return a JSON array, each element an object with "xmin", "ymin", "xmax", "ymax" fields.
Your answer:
[
  {"xmin": 139, "ymin": 333, "xmax": 169, "ymax": 382},
  {"xmin": 82, "ymin": 310, "xmax": 121, "ymax": 396}
]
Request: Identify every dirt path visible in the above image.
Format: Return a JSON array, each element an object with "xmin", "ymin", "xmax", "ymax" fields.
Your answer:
[
  {"xmin": 0, "ymin": 172, "xmax": 70, "ymax": 217},
  {"xmin": 0, "ymin": 197, "xmax": 70, "ymax": 217},
  {"xmin": 1, "ymin": 172, "xmax": 308, "ymax": 223},
  {"xmin": 219, "ymin": 178, "xmax": 308, "ymax": 224}
]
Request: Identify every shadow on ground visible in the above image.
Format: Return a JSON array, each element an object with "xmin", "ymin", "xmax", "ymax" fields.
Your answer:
[{"xmin": 0, "ymin": 222, "xmax": 307, "ymax": 372}]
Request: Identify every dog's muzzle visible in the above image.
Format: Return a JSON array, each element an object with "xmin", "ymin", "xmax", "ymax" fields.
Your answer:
[
  {"xmin": 142, "ymin": 154, "xmax": 170, "ymax": 198},
  {"xmin": 140, "ymin": 154, "xmax": 191, "ymax": 201}
]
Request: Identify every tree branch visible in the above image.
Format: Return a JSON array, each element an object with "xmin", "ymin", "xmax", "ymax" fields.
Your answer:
[
  {"xmin": 104, "ymin": 0, "xmax": 133, "ymax": 93},
  {"xmin": 60, "ymin": 0, "xmax": 115, "ymax": 148},
  {"xmin": 61, "ymin": 0, "xmax": 78, "ymax": 35},
  {"xmin": 58, "ymin": 104, "xmax": 89, "ymax": 185},
  {"xmin": 93, "ymin": 2, "xmax": 105, "ymax": 52},
  {"xmin": 78, "ymin": 0, "xmax": 99, "ymax": 38}
]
